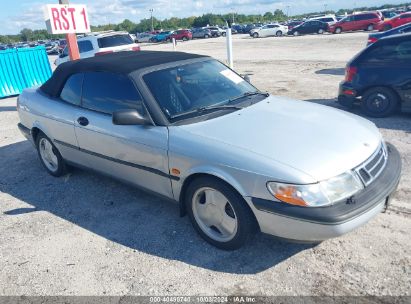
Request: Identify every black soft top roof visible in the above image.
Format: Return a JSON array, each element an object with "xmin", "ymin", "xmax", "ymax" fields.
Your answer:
[{"xmin": 41, "ymin": 50, "xmax": 208, "ymax": 97}]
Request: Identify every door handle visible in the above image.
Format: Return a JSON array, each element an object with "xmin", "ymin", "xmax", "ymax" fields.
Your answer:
[{"xmin": 77, "ymin": 116, "xmax": 89, "ymax": 126}]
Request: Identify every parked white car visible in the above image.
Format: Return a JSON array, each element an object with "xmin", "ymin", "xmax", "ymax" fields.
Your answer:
[
  {"xmin": 309, "ymin": 15, "xmax": 338, "ymax": 26},
  {"xmin": 55, "ymin": 31, "xmax": 140, "ymax": 66},
  {"xmin": 136, "ymin": 33, "xmax": 155, "ymax": 43},
  {"xmin": 250, "ymin": 24, "xmax": 288, "ymax": 38}
]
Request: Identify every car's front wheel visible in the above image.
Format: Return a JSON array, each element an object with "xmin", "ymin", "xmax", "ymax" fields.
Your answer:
[
  {"xmin": 204, "ymin": 34, "xmax": 209, "ymax": 38},
  {"xmin": 366, "ymin": 24, "xmax": 374, "ymax": 31},
  {"xmin": 334, "ymin": 27, "xmax": 342, "ymax": 34},
  {"xmin": 361, "ymin": 87, "xmax": 399, "ymax": 118},
  {"xmin": 293, "ymin": 31, "xmax": 299, "ymax": 36},
  {"xmin": 276, "ymin": 30, "xmax": 283, "ymax": 37},
  {"xmin": 36, "ymin": 132, "xmax": 66, "ymax": 177},
  {"xmin": 318, "ymin": 28, "xmax": 325, "ymax": 34},
  {"xmin": 252, "ymin": 32, "xmax": 259, "ymax": 38},
  {"xmin": 186, "ymin": 177, "xmax": 257, "ymax": 250},
  {"xmin": 182, "ymin": 36, "xmax": 188, "ymax": 41}
]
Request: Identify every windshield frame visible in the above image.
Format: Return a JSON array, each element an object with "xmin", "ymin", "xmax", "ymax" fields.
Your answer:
[{"xmin": 130, "ymin": 57, "xmax": 262, "ymax": 126}]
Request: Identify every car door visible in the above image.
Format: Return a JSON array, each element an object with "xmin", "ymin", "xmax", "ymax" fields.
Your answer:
[
  {"xmin": 398, "ymin": 13, "xmax": 411, "ymax": 27},
  {"xmin": 47, "ymin": 73, "xmax": 83, "ymax": 164},
  {"xmin": 74, "ymin": 71, "xmax": 173, "ymax": 198}
]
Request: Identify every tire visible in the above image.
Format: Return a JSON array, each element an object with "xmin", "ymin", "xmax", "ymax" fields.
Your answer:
[
  {"xmin": 334, "ymin": 27, "xmax": 342, "ymax": 34},
  {"xmin": 276, "ymin": 31, "xmax": 283, "ymax": 37},
  {"xmin": 182, "ymin": 36, "xmax": 188, "ymax": 41},
  {"xmin": 318, "ymin": 28, "xmax": 324, "ymax": 34},
  {"xmin": 252, "ymin": 32, "xmax": 259, "ymax": 38},
  {"xmin": 367, "ymin": 24, "xmax": 374, "ymax": 31},
  {"xmin": 152, "ymin": 38, "xmax": 158, "ymax": 43},
  {"xmin": 222, "ymin": 32, "xmax": 226, "ymax": 37},
  {"xmin": 36, "ymin": 132, "xmax": 66, "ymax": 177},
  {"xmin": 204, "ymin": 34, "xmax": 209, "ymax": 38},
  {"xmin": 293, "ymin": 31, "xmax": 299, "ymax": 36},
  {"xmin": 186, "ymin": 177, "xmax": 257, "ymax": 250},
  {"xmin": 361, "ymin": 87, "xmax": 399, "ymax": 118}
]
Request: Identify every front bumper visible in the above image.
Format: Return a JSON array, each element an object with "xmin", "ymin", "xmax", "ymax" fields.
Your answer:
[{"xmin": 248, "ymin": 143, "xmax": 401, "ymax": 242}]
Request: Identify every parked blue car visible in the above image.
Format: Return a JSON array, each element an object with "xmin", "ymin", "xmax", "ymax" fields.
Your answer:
[
  {"xmin": 367, "ymin": 22, "xmax": 411, "ymax": 45},
  {"xmin": 150, "ymin": 31, "xmax": 173, "ymax": 43}
]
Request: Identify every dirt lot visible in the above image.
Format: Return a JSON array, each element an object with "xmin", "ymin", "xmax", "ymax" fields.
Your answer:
[{"xmin": 0, "ymin": 32, "xmax": 410, "ymax": 296}]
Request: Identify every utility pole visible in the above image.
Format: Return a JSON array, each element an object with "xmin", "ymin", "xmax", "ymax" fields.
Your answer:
[
  {"xmin": 59, "ymin": 0, "xmax": 79, "ymax": 61},
  {"xmin": 231, "ymin": 8, "xmax": 235, "ymax": 24},
  {"xmin": 149, "ymin": 9, "xmax": 154, "ymax": 32},
  {"xmin": 324, "ymin": 4, "xmax": 328, "ymax": 13},
  {"xmin": 286, "ymin": 5, "xmax": 291, "ymax": 19}
]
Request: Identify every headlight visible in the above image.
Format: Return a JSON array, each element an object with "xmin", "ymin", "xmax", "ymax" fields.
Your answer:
[{"xmin": 267, "ymin": 171, "xmax": 363, "ymax": 207}]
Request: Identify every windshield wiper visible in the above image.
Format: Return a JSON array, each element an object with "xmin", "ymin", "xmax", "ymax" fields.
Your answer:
[
  {"xmin": 170, "ymin": 104, "xmax": 243, "ymax": 120},
  {"xmin": 228, "ymin": 91, "xmax": 269, "ymax": 104}
]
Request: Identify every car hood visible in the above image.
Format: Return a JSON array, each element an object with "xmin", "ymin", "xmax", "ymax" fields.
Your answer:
[{"xmin": 178, "ymin": 96, "xmax": 382, "ymax": 182}]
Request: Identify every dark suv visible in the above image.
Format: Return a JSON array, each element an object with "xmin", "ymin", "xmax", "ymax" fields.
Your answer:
[
  {"xmin": 330, "ymin": 12, "xmax": 382, "ymax": 34},
  {"xmin": 338, "ymin": 33, "xmax": 411, "ymax": 117}
]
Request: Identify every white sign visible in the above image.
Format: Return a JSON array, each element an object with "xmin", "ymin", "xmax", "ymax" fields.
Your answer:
[{"xmin": 45, "ymin": 4, "xmax": 90, "ymax": 34}]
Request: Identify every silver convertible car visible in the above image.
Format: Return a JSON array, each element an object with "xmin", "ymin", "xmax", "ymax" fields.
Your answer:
[{"xmin": 17, "ymin": 51, "xmax": 401, "ymax": 250}]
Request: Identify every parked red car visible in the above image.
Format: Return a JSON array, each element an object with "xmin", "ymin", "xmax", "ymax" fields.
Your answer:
[
  {"xmin": 376, "ymin": 12, "xmax": 411, "ymax": 31},
  {"xmin": 329, "ymin": 12, "xmax": 382, "ymax": 34},
  {"xmin": 169, "ymin": 29, "xmax": 192, "ymax": 41}
]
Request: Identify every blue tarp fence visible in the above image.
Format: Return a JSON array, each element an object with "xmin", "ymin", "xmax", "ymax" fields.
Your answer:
[{"xmin": 0, "ymin": 46, "xmax": 52, "ymax": 98}]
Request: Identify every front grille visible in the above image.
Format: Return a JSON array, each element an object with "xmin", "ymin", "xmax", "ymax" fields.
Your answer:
[{"xmin": 354, "ymin": 143, "xmax": 387, "ymax": 186}]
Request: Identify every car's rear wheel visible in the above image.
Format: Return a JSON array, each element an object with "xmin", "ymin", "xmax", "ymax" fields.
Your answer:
[
  {"xmin": 334, "ymin": 27, "xmax": 342, "ymax": 34},
  {"xmin": 361, "ymin": 87, "xmax": 399, "ymax": 118},
  {"xmin": 318, "ymin": 28, "xmax": 325, "ymax": 34},
  {"xmin": 222, "ymin": 32, "xmax": 226, "ymax": 37},
  {"xmin": 186, "ymin": 177, "xmax": 257, "ymax": 250},
  {"xmin": 366, "ymin": 24, "xmax": 374, "ymax": 31},
  {"xmin": 252, "ymin": 32, "xmax": 259, "ymax": 38},
  {"xmin": 36, "ymin": 132, "xmax": 66, "ymax": 177},
  {"xmin": 204, "ymin": 34, "xmax": 209, "ymax": 38},
  {"xmin": 293, "ymin": 31, "xmax": 299, "ymax": 36},
  {"xmin": 276, "ymin": 30, "xmax": 283, "ymax": 36}
]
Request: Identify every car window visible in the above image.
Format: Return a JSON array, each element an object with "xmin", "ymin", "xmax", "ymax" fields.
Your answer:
[
  {"xmin": 364, "ymin": 40, "xmax": 411, "ymax": 63},
  {"xmin": 143, "ymin": 60, "xmax": 257, "ymax": 119},
  {"xmin": 97, "ymin": 34, "xmax": 134, "ymax": 48},
  {"xmin": 400, "ymin": 14, "xmax": 411, "ymax": 18},
  {"xmin": 82, "ymin": 72, "xmax": 145, "ymax": 115},
  {"xmin": 60, "ymin": 73, "xmax": 83, "ymax": 106},
  {"xmin": 78, "ymin": 40, "xmax": 93, "ymax": 53}
]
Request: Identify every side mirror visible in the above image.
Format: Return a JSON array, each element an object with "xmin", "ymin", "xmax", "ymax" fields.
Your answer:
[
  {"xmin": 112, "ymin": 109, "xmax": 149, "ymax": 125},
  {"xmin": 242, "ymin": 74, "xmax": 251, "ymax": 83}
]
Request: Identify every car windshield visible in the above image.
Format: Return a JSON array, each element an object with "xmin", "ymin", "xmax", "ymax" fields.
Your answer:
[
  {"xmin": 97, "ymin": 34, "xmax": 133, "ymax": 48},
  {"xmin": 143, "ymin": 60, "xmax": 259, "ymax": 121}
]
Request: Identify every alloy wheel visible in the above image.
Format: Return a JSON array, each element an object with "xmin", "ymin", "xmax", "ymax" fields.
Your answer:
[
  {"xmin": 192, "ymin": 187, "xmax": 238, "ymax": 242},
  {"xmin": 39, "ymin": 137, "xmax": 59, "ymax": 173}
]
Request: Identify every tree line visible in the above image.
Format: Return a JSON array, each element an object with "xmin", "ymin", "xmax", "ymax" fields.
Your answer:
[{"xmin": 1, "ymin": 2, "xmax": 410, "ymax": 43}]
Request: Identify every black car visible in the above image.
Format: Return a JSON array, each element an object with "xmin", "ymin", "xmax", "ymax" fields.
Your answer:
[
  {"xmin": 288, "ymin": 20, "xmax": 329, "ymax": 35},
  {"xmin": 338, "ymin": 33, "xmax": 411, "ymax": 117},
  {"xmin": 368, "ymin": 23, "xmax": 411, "ymax": 45}
]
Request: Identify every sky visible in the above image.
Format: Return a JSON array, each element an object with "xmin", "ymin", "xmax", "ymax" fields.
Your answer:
[{"xmin": 0, "ymin": 0, "xmax": 407, "ymax": 34}]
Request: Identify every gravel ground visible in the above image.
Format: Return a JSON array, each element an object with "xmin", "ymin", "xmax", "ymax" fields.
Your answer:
[{"xmin": 0, "ymin": 32, "xmax": 410, "ymax": 296}]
